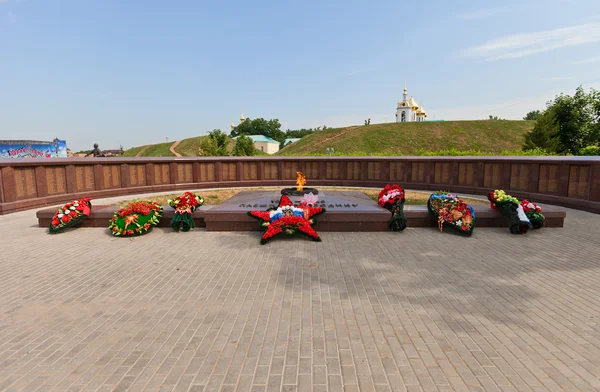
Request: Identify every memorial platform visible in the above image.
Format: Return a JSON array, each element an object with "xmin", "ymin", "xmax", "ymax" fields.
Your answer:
[{"xmin": 36, "ymin": 190, "xmax": 567, "ymax": 230}]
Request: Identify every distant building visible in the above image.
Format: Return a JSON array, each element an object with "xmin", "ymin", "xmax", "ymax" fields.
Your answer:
[
  {"xmin": 284, "ymin": 138, "xmax": 301, "ymax": 146},
  {"xmin": 102, "ymin": 149, "xmax": 122, "ymax": 157},
  {"xmin": 396, "ymin": 83, "xmax": 427, "ymax": 122},
  {"xmin": 231, "ymin": 114, "xmax": 281, "ymax": 154},
  {"xmin": 0, "ymin": 139, "xmax": 67, "ymax": 158},
  {"xmin": 244, "ymin": 135, "xmax": 280, "ymax": 154}
]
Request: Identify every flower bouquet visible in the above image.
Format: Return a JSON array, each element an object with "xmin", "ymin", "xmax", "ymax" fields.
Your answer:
[
  {"xmin": 377, "ymin": 184, "xmax": 407, "ymax": 231},
  {"xmin": 488, "ymin": 190, "xmax": 532, "ymax": 234},
  {"xmin": 168, "ymin": 192, "xmax": 204, "ymax": 232},
  {"xmin": 248, "ymin": 195, "xmax": 325, "ymax": 244},
  {"xmin": 427, "ymin": 192, "xmax": 475, "ymax": 236},
  {"xmin": 49, "ymin": 198, "xmax": 93, "ymax": 234},
  {"xmin": 520, "ymin": 200, "xmax": 545, "ymax": 230},
  {"xmin": 108, "ymin": 200, "xmax": 163, "ymax": 237}
]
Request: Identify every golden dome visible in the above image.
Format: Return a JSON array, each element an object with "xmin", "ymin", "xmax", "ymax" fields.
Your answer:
[
  {"xmin": 230, "ymin": 122, "xmax": 235, "ymax": 129},
  {"xmin": 409, "ymin": 97, "xmax": 418, "ymax": 109},
  {"xmin": 240, "ymin": 114, "xmax": 245, "ymax": 122}
]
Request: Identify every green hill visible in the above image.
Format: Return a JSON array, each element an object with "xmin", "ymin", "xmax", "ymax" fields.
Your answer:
[
  {"xmin": 121, "ymin": 145, "xmax": 148, "ymax": 157},
  {"xmin": 122, "ymin": 120, "xmax": 536, "ymax": 157},
  {"xmin": 122, "ymin": 136, "xmax": 237, "ymax": 157},
  {"xmin": 277, "ymin": 120, "xmax": 535, "ymax": 156}
]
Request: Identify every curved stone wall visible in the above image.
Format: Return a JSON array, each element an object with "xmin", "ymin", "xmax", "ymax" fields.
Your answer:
[{"xmin": 1, "ymin": 156, "xmax": 599, "ymax": 214}]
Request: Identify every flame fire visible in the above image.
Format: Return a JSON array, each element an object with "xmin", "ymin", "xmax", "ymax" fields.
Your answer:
[{"xmin": 296, "ymin": 171, "xmax": 306, "ymax": 191}]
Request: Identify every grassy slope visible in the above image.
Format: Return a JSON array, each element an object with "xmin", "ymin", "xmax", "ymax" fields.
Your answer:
[
  {"xmin": 121, "ymin": 145, "xmax": 147, "ymax": 157},
  {"xmin": 174, "ymin": 136, "xmax": 207, "ymax": 156},
  {"xmin": 278, "ymin": 120, "xmax": 535, "ymax": 156},
  {"xmin": 174, "ymin": 136, "xmax": 237, "ymax": 156},
  {"xmin": 124, "ymin": 136, "xmax": 259, "ymax": 157},
  {"xmin": 138, "ymin": 142, "xmax": 175, "ymax": 157}
]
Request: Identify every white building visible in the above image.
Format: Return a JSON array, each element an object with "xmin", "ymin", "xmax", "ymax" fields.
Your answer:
[
  {"xmin": 395, "ymin": 83, "xmax": 427, "ymax": 122},
  {"xmin": 284, "ymin": 138, "xmax": 301, "ymax": 146},
  {"xmin": 246, "ymin": 135, "xmax": 280, "ymax": 154}
]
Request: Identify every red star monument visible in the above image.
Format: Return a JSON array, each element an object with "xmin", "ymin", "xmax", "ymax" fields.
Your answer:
[{"xmin": 248, "ymin": 195, "xmax": 325, "ymax": 244}]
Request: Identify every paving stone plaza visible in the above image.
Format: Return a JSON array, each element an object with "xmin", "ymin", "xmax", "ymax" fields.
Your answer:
[{"xmin": 1, "ymin": 198, "xmax": 599, "ymax": 391}]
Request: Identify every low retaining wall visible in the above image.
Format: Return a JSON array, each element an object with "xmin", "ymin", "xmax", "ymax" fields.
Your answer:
[
  {"xmin": 2, "ymin": 156, "xmax": 600, "ymax": 214},
  {"xmin": 35, "ymin": 204, "xmax": 567, "ymax": 231}
]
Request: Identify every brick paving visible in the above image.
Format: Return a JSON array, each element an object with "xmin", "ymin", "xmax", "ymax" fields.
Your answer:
[{"xmin": 0, "ymin": 202, "xmax": 599, "ymax": 391}]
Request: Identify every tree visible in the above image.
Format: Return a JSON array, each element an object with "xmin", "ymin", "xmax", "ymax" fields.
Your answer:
[
  {"xmin": 522, "ymin": 86, "xmax": 600, "ymax": 154},
  {"xmin": 364, "ymin": 118, "xmax": 371, "ymax": 125},
  {"xmin": 198, "ymin": 129, "xmax": 229, "ymax": 156},
  {"xmin": 488, "ymin": 115, "xmax": 504, "ymax": 120},
  {"xmin": 284, "ymin": 128, "xmax": 316, "ymax": 138},
  {"xmin": 550, "ymin": 87, "xmax": 599, "ymax": 154},
  {"xmin": 231, "ymin": 134, "xmax": 256, "ymax": 156},
  {"xmin": 523, "ymin": 110, "xmax": 541, "ymax": 121},
  {"xmin": 229, "ymin": 118, "xmax": 285, "ymax": 145},
  {"xmin": 522, "ymin": 110, "xmax": 559, "ymax": 152}
]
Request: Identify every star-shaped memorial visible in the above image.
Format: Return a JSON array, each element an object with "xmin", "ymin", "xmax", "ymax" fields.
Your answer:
[{"xmin": 248, "ymin": 195, "xmax": 326, "ymax": 244}]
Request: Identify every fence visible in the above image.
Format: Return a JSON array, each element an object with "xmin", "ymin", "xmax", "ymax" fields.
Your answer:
[{"xmin": 1, "ymin": 156, "xmax": 599, "ymax": 214}]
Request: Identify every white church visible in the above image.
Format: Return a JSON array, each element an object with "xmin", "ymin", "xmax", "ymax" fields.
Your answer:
[{"xmin": 395, "ymin": 83, "xmax": 427, "ymax": 122}]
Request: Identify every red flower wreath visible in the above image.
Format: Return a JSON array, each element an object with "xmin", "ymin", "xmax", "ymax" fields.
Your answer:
[
  {"xmin": 378, "ymin": 184, "xmax": 405, "ymax": 207},
  {"xmin": 248, "ymin": 195, "xmax": 326, "ymax": 244},
  {"xmin": 49, "ymin": 197, "xmax": 92, "ymax": 234}
]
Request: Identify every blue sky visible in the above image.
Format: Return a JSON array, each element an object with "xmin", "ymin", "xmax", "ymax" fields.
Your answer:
[{"xmin": 1, "ymin": 0, "xmax": 599, "ymax": 151}]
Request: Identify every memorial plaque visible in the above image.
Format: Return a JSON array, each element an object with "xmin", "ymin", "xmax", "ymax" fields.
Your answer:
[
  {"xmin": 129, "ymin": 164, "xmax": 146, "ymax": 186},
  {"xmin": 242, "ymin": 162, "xmax": 258, "ymax": 181},
  {"xmin": 304, "ymin": 162, "xmax": 319, "ymax": 180},
  {"xmin": 484, "ymin": 164, "xmax": 501, "ymax": 188},
  {"xmin": 177, "ymin": 163, "xmax": 193, "ymax": 183},
  {"xmin": 282, "ymin": 162, "xmax": 298, "ymax": 180},
  {"xmin": 568, "ymin": 166, "xmax": 590, "ymax": 199},
  {"xmin": 458, "ymin": 163, "xmax": 474, "ymax": 186},
  {"xmin": 434, "ymin": 163, "xmax": 450, "ymax": 184},
  {"xmin": 538, "ymin": 164, "xmax": 559, "ymax": 194},
  {"xmin": 204, "ymin": 190, "xmax": 391, "ymax": 232},
  {"xmin": 102, "ymin": 165, "xmax": 121, "ymax": 189},
  {"xmin": 263, "ymin": 162, "xmax": 278, "ymax": 180},
  {"xmin": 15, "ymin": 167, "xmax": 37, "ymax": 199},
  {"xmin": 510, "ymin": 164, "xmax": 529, "ymax": 191},
  {"xmin": 197, "ymin": 163, "xmax": 215, "ymax": 182},
  {"xmin": 368, "ymin": 162, "xmax": 381, "ymax": 181},
  {"xmin": 46, "ymin": 166, "xmax": 67, "ymax": 195},
  {"xmin": 347, "ymin": 162, "xmax": 360, "ymax": 180},
  {"xmin": 221, "ymin": 162, "xmax": 236, "ymax": 181},
  {"xmin": 326, "ymin": 161, "xmax": 342, "ymax": 180},
  {"xmin": 75, "ymin": 165, "xmax": 95, "ymax": 192},
  {"xmin": 390, "ymin": 162, "xmax": 410, "ymax": 183},
  {"xmin": 152, "ymin": 163, "xmax": 170, "ymax": 185},
  {"xmin": 412, "ymin": 162, "xmax": 425, "ymax": 182}
]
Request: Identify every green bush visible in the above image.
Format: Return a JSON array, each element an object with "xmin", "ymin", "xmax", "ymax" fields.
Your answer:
[
  {"xmin": 579, "ymin": 146, "xmax": 600, "ymax": 156},
  {"xmin": 276, "ymin": 148, "xmax": 565, "ymax": 157},
  {"xmin": 415, "ymin": 148, "xmax": 561, "ymax": 156}
]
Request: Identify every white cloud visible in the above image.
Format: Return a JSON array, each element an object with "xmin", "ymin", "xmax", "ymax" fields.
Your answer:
[
  {"xmin": 461, "ymin": 23, "xmax": 600, "ymax": 61},
  {"xmin": 430, "ymin": 81, "xmax": 600, "ymax": 121},
  {"xmin": 572, "ymin": 56, "xmax": 600, "ymax": 64}
]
